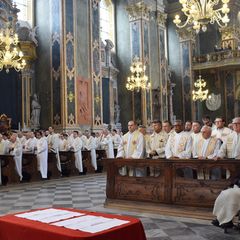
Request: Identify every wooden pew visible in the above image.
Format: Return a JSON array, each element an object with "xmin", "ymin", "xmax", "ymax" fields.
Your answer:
[
  {"xmin": 82, "ymin": 150, "xmax": 95, "ymax": 173},
  {"xmin": 104, "ymin": 158, "xmax": 240, "ymax": 208},
  {"xmin": 48, "ymin": 152, "xmax": 61, "ymax": 178},
  {"xmin": 59, "ymin": 151, "xmax": 78, "ymax": 176},
  {"xmin": 96, "ymin": 149, "xmax": 107, "ymax": 172},
  {"xmin": 22, "ymin": 152, "xmax": 39, "ymax": 181},
  {"xmin": 0, "ymin": 154, "xmax": 19, "ymax": 184}
]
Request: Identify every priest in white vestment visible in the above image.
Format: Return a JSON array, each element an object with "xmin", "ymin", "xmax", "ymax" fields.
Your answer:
[
  {"xmin": 35, "ymin": 131, "xmax": 48, "ymax": 179},
  {"xmin": 84, "ymin": 131, "xmax": 97, "ymax": 171},
  {"xmin": 100, "ymin": 129, "xmax": 114, "ymax": 158},
  {"xmin": 8, "ymin": 133, "xmax": 23, "ymax": 181},
  {"xmin": 116, "ymin": 120, "xmax": 144, "ymax": 176},
  {"xmin": 47, "ymin": 126, "xmax": 61, "ymax": 172},
  {"xmin": 213, "ymin": 179, "xmax": 240, "ymax": 227},
  {"xmin": 190, "ymin": 121, "xmax": 202, "ymax": 157},
  {"xmin": 165, "ymin": 120, "xmax": 192, "ymax": 159},
  {"xmin": 217, "ymin": 117, "xmax": 240, "ymax": 159},
  {"xmin": 146, "ymin": 120, "xmax": 168, "ymax": 177},
  {"xmin": 69, "ymin": 131, "xmax": 83, "ymax": 173},
  {"xmin": 212, "ymin": 117, "xmax": 232, "ymax": 143}
]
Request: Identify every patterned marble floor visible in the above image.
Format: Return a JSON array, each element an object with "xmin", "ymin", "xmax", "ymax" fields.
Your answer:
[{"xmin": 0, "ymin": 173, "xmax": 239, "ymax": 240}]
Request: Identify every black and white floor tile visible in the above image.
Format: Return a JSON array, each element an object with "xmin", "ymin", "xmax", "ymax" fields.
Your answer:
[{"xmin": 0, "ymin": 174, "xmax": 239, "ymax": 240}]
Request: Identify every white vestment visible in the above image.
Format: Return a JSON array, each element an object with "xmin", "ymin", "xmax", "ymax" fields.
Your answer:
[
  {"xmin": 85, "ymin": 136, "xmax": 97, "ymax": 170},
  {"xmin": 100, "ymin": 135, "xmax": 114, "ymax": 158},
  {"xmin": 36, "ymin": 137, "xmax": 48, "ymax": 178},
  {"xmin": 213, "ymin": 185, "xmax": 240, "ymax": 225},
  {"xmin": 24, "ymin": 137, "xmax": 37, "ymax": 152},
  {"xmin": 9, "ymin": 140, "xmax": 23, "ymax": 180},
  {"xmin": 165, "ymin": 131, "xmax": 192, "ymax": 159},
  {"xmin": 48, "ymin": 133, "xmax": 61, "ymax": 172},
  {"xmin": 70, "ymin": 137, "xmax": 83, "ymax": 172}
]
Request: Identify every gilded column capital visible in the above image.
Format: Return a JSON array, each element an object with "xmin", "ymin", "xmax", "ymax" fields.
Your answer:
[
  {"xmin": 176, "ymin": 28, "xmax": 196, "ymax": 43},
  {"xmin": 219, "ymin": 25, "xmax": 240, "ymax": 41},
  {"xmin": 156, "ymin": 11, "xmax": 167, "ymax": 28},
  {"xmin": 126, "ymin": 2, "xmax": 151, "ymax": 21}
]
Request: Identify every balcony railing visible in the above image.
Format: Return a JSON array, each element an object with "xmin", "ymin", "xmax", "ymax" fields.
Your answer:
[{"xmin": 192, "ymin": 49, "xmax": 240, "ymax": 70}]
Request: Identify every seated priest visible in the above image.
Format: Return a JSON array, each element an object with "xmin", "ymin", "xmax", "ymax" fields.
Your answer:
[
  {"xmin": 116, "ymin": 120, "xmax": 145, "ymax": 176},
  {"xmin": 216, "ymin": 117, "xmax": 240, "ymax": 159},
  {"xmin": 212, "ymin": 177, "xmax": 240, "ymax": 229}
]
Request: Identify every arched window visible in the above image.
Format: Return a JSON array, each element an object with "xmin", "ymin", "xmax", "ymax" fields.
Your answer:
[
  {"xmin": 15, "ymin": 0, "xmax": 33, "ymax": 26},
  {"xmin": 100, "ymin": 0, "xmax": 115, "ymax": 47}
]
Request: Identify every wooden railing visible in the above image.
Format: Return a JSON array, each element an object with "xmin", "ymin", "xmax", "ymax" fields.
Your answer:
[
  {"xmin": 192, "ymin": 49, "xmax": 240, "ymax": 69},
  {"xmin": 104, "ymin": 158, "xmax": 240, "ymax": 208}
]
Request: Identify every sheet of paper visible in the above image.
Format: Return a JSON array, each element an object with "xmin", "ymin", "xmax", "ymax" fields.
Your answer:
[
  {"xmin": 53, "ymin": 215, "xmax": 130, "ymax": 233},
  {"xmin": 15, "ymin": 208, "xmax": 83, "ymax": 223},
  {"xmin": 77, "ymin": 218, "xmax": 130, "ymax": 233}
]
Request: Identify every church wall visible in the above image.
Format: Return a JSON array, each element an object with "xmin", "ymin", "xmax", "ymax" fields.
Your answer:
[{"xmin": 35, "ymin": 0, "xmax": 52, "ymax": 129}]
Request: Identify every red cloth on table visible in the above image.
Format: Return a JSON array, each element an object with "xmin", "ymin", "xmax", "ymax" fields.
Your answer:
[{"xmin": 0, "ymin": 208, "xmax": 147, "ymax": 240}]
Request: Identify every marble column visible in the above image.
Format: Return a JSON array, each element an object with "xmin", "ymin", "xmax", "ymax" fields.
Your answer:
[
  {"xmin": 21, "ymin": 67, "xmax": 34, "ymax": 129},
  {"xmin": 90, "ymin": 0, "xmax": 103, "ymax": 130},
  {"xmin": 156, "ymin": 11, "xmax": 168, "ymax": 121},
  {"xmin": 126, "ymin": 2, "xmax": 152, "ymax": 125},
  {"xmin": 177, "ymin": 28, "xmax": 196, "ymax": 121}
]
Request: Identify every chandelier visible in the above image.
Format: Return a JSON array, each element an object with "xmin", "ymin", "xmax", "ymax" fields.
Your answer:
[
  {"xmin": 126, "ymin": 57, "xmax": 151, "ymax": 92},
  {"xmin": 173, "ymin": 0, "xmax": 230, "ymax": 33},
  {"xmin": 0, "ymin": 27, "xmax": 26, "ymax": 73},
  {"xmin": 192, "ymin": 75, "xmax": 209, "ymax": 101}
]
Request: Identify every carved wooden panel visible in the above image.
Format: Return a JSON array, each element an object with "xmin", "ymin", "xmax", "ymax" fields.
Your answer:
[
  {"xmin": 76, "ymin": 76, "xmax": 92, "ymax": 125},
  {"xmin": 104, "ymin": 158, "xmax": 240, "ymax": 208}
]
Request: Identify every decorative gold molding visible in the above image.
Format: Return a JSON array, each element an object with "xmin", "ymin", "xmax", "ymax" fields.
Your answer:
[
  {"xmin": 52, "ymin": 67, "xmax": 60, "ymax": 81},
  {"xmin": 68, "ymin": 113, "xmax": 75, "ymax": 125},
  {"xmin": 67, "ymin": 91, "xmax": 75, "ymax": 103},
  {"xmin": 53, "ymin": 114, "xmax": 61, "ymax": 125},
  {"xmin": 52, "ymin": 32, "xmax": 60, "ymax": 45},
  {"xmin": 126, "ymin": 2, "xmax": 151, "ymax": 21},
  {"xmin": 66, "ymin": 67, "xmax": 75, "ymax": 80},
  {"xmin": 66, "ymin": 31, "xmax": 74, "ymax": 44},
  {"xmin": 156, "ymin": 11, "xmax": 167, "ymax": 27},
  {"xmin": 176, "ymin": 28, "xmax": 196, "ymax": 42},
  {"xmin": 95, "ymin": 115, "xmax": 101, "ymax": 125}
]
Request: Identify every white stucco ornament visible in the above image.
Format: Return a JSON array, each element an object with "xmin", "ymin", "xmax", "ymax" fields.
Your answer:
[{"xmin": 206, "ymin": 93, "xmax": 221, "ymax": 111}]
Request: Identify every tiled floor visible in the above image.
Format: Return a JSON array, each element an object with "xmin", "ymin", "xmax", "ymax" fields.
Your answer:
[{"xmin": 0, "ymin": 173, "xmax": 239, "ymax": 240}]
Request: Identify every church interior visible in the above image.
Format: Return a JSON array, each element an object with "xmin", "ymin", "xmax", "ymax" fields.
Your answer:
[{"xmin": 0, "ymin": 0, "xmax": 240, "ymax": 239}]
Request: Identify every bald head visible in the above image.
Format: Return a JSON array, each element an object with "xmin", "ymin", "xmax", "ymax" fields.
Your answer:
[{"xmin": 201, "ymin": 125, "xmax": 212, "ymax": 139}]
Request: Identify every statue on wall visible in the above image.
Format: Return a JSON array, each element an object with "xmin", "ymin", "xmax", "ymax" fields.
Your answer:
[{"xmin": 30, "ymin": 93, "xmax": 41, "ymax": 129}]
